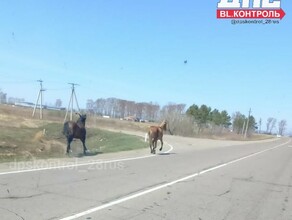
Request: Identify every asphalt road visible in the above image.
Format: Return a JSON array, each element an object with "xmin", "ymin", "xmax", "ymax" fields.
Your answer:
[{"xmin": 0, "ymin": 135, "xmax": 291, "ymax": 220}]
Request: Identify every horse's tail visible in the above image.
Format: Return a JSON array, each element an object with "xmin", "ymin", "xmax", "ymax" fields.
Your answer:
[{"xmin": 144, "ymin": 132, "xmax": 149, "ymax": 142}]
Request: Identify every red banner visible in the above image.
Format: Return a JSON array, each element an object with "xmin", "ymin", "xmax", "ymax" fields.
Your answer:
[{"xmin": 217, "ymin": 9, "xmax": 285, "ymax": 20}]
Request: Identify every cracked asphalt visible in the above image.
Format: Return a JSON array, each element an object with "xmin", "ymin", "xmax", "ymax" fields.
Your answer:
[{"xmin": 0, "ymin": 135, "xmax": 291, "ymax": 220}]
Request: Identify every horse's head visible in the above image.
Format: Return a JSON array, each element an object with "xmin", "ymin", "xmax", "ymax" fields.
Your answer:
[
  {"xmin": 160, "ymin": 120, "xmax": 168, "ymax": 131},
  {"xmin": 76, "ymin": 113, "xmax": 87, "ymax": 124}
]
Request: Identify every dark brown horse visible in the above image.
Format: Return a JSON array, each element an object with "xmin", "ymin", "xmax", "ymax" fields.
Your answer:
[
  {"xmin": 145, "ymin": 120, "xmax": 167, "ymax": 154},
  {"xmin": 63, "ymin": 113, "xmax": 88, "ymax": 155}
]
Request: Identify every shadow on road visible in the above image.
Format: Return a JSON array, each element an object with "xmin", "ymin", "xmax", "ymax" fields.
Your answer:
[
  {"xmin": 75, "ymin": 151, "xmax": 103, "ymax": 158},
  {"xmin": 158, "ymin": 152, "xmax": 176, "ymax": 156}
]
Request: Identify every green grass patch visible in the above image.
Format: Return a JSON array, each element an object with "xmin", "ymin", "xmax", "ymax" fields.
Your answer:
[
  {"xmin": 0, "ymin": 121, "xmax": 148, "ymax": 162},
  {"xmin": 86, "ymin": 129, "xmax": 148, "ymax": 153}
]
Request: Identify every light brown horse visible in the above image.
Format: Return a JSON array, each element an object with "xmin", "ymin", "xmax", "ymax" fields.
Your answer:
[{"xmin": 145, "ymin": 120, "xmax": 167, "ymax": 154}]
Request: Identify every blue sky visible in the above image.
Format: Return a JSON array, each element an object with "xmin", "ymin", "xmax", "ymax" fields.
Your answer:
[{"xmin": 0, "ymin": 1, "xmax": 291, "ymax": 133}]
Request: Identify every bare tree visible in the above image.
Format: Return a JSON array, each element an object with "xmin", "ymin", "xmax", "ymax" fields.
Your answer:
[
  {"xmin": 136, "ymin": 102, "xmax": 147, "ymax": 119},
  {"xmin": 94, "ymin": 97, "xmax": 161, "ymax": 121},
  {"xmin": 270, "ymin": 118, "xmax": 277, "ymax": 134},
  {"xmin": 95, "ymin": 98, "xmax": 106, "ymax": 115},
  {"xmin": 125, "ymin": 101, "xmax": 136, "ymax": 117},
  {"xmin": 145, "ymin": 102, "xmax": 160, "ymax": 121},
  {"xmin": 278, "ymin": 120, "xmax": 287, "ymax": 136},
  {"xmin": 232, "ymin": 112, "xmax": 246, "ymax": 134},
  {"xmin": 266, "ymin": 117, "xmax": 273, "ymax": 133},
  {"xmin": 161, "ymin": 103, "xmax": 186, "ymax": 118},
  {"xmin": 86, "ymin": 99, "xmax": 94, "ymax": 114},
  {"xmin": 266, "ymin": 117, "xmax": 277, "ymax": 134},
  {"xmin": 160, "ymin": 103, "xmax": 187, "ymax": 134},
  {"xmin": 117, "ymin": 99, "xmax": 126, "ymax": 118}
]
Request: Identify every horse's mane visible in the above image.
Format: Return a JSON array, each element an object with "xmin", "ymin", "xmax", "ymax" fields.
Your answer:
[{"xmin": 159, "ymin": 120, "xmax": 167, "ymax": 131}]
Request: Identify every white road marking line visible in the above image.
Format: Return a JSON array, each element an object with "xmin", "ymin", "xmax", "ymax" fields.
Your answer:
[
  {"xmin": 162, "ymin": 142, "xmax": 174, "ymax": 154},
  {"xmin": 59, "ymin": 139, "xmax": 291, "ymax": 220},
  {"xmin": 0, "ymin": 143, "xmax": 173, "ymax": 176}
]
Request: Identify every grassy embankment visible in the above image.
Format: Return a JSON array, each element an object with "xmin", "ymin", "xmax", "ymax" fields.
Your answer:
[{"xmin": 0, "ymin": 104, "xmax": 148, "ymax": 162}]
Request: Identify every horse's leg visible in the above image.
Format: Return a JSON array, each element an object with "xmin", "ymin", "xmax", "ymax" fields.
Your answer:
[
  {"xmin": 149, "ymin": 137, "xmax": 153, "ymax": 154},
  {"xmin": 149, "ymin": 143, "xmax": 153, "ymax": 154},
  {"xmin": 153, "ymin": 140, "xmax": 157, "ymax": 154},
  {"xmin": 159, "ymin": 138, "xmax": 163, "ymax": 151},
  {"xmin": 66, "ymin": 136, "xmax": 73, "ymax": 154},
  {"xmin": 81, "ymin": 138, "xmax": 88, "ymax": 155}
]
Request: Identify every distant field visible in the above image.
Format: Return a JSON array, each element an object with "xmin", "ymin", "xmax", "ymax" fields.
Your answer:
[{"xmin": 0, "ymin": 104, "xmax": 148, "ymax": 162}]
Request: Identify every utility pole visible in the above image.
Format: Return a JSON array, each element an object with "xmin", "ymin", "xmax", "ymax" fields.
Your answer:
[
  {"xmin": 241, "ymin": 120, "xmax": 246, "ymax": 135},
  {"xmin": 64, "ymin": 83, "xmax": 80, "ymax": 121},
  {"xmin": 32, "ymin": 80, "xmax": 45, "ymax": 119},
  {"xmin": 244, "ymin": 108, "xmax": 252, "ymax": 139}
]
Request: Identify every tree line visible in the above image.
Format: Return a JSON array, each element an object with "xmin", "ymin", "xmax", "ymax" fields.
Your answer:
[
  {"xmin": 86, "ymin": 98, "xmax": 287, "ymax": 136},
  {"xmin": 86, "ymin": 98, "xmax": 161, "ymax": 121},
  {"xmin": 87, "ymin": 97, "xmax": 288, "ymax": 136}
]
